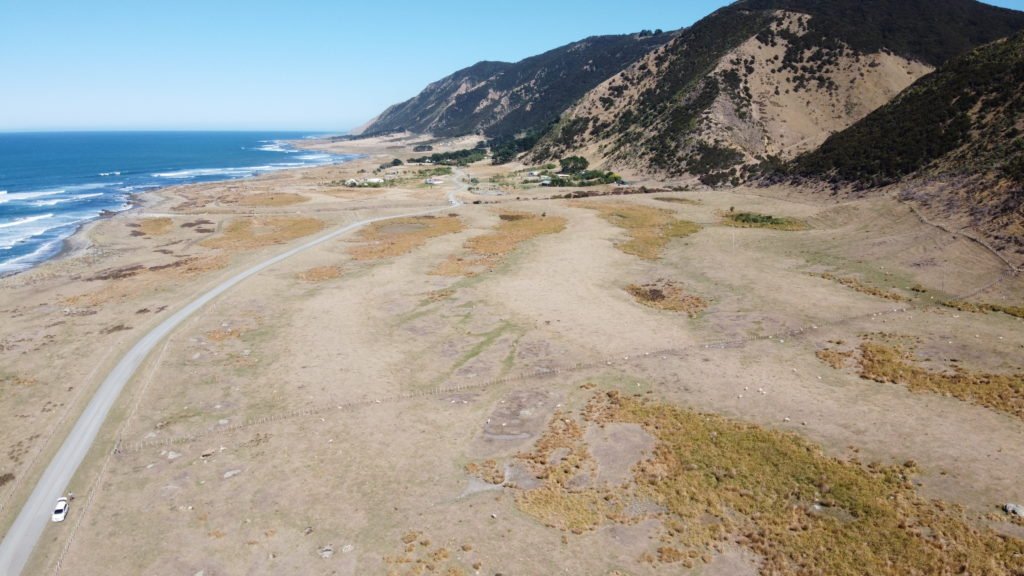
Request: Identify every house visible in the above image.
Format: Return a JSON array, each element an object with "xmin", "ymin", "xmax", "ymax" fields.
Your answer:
[
  {"xmin": 366, "ymin": 178, "xmax": 385, "ymax": 185},
  {"xmin": 344, "ymin": 179, "xmax": 360, "ymax": 187},
  {"xmin": 425, "ymin": 178, "xmax": 445, "ymax": 186}
]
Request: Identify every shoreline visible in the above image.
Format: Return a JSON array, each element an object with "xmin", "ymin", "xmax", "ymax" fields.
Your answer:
[{"xmin": 0, "ymin": 148, "xmax": 361, "ymax": 279}]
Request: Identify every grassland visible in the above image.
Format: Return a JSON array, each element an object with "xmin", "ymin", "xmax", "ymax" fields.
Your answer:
[{"xmin": 201, "ymin": 216, "xmax": 325, "ymax": 250}]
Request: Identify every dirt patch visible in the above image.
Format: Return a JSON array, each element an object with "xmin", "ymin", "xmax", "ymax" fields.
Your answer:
[
  {"xmin": 201, "ymin": 216, "xmax": 325, "ymax": 251},
  {"xmin": 626, "ymin": 280, "xmax": 709, "ymax": 317},
  {"xmin": 584, "ymin": 422, "xmax": 655, "ymax": 486},
  {"xmin": 348, "ymin": 215, "xmax": 463, "ymax": 261},
  {"xmin": 512, "ymin": 391, "xmax": 1024, "ymax": 573},
  {"xmin": 0, "ymin": 472, "xmax": 13, "ymax": 488},
  {"xmin": 297, "ymin": 266, "xmax": 343, "ymax": 283},
  {"xmin": 236, "ymin": 192, "xmax": 308, "ymax": 207},
  {"xmin": 722, "ymin": 210, "xmax": 808, "ymax": 231},
  {"xmin": 855, "ymin": 337, "xmax": 1024, "ymax": 420},
  {"xmin": 816, "ymin": 272, "xmax": 909, "ymax": 302},
  {"xmin": 476, "ymin": 389, "xmax": 555, "ymax": 452},
  {"xmin": 579, "ymin": 203, "xmax": 700, "ymax": 260},
  {"xmin": 432, "ymin": 211, "xmax": 566, "ymax": 276}
]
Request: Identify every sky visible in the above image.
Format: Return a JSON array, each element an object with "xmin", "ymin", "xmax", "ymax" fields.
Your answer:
[{"xmin": 2, "ymin": 0, "xmax": 1023, "ymax": 132}]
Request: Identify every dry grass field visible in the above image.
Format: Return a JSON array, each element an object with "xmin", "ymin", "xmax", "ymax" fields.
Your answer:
[{"xmin": 2, "ymin": 135, "xmax": 1022, "ymax": 575}]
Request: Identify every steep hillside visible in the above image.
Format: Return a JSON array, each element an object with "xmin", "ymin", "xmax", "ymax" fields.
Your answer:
[
  {"xmin": 533, "ymin": 0, "xmax": 1024, "ymax": 183},
  {"xmin": 358, "ymin": 32, "xmax": 670, "ymax": 139},
  {"xmin": 792, "ymin": 32, "xmax": 1024, "ymax": 258}
]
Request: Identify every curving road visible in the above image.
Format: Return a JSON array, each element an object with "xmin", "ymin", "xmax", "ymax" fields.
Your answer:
[{"xmin": 0, "ymin": 189, "xmax": 462, "ymax": 575}]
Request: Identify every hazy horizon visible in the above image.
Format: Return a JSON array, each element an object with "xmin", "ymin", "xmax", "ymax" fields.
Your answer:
[{"xmin": 3, "ymin": 0, "xmax": 1023, "ymax": 133}]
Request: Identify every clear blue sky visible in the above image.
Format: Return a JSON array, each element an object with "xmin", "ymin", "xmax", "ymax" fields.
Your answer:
[{"xmin": 1, "ymin": 0, "xmax": 1022, "ymax": 132}]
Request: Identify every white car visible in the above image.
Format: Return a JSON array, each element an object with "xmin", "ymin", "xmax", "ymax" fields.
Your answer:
[{"xmin": 51, "ymin": 497, "xmax": 69, "ymax": 523}]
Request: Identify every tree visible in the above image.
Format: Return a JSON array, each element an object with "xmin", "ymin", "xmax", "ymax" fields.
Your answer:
[{"xmin": 559, "ymin": 156, "xmax": 590, "ymax": 174}]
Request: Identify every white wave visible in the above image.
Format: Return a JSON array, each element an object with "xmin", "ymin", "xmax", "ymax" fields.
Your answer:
[
  {"xmin": 0, "ymin": 213, "xmax": 55, "ymax": 230},
  {"xmin": 3, "ymin": 189, "xmax": 65, "ymax": 201},
  {"xmin": 99, "ymin": 171, "xmax": 121, "ymax": 176},
  {"xmin": 297, "ymin": 153, "xmax": 330, "ymax": 161},
  {"xmin": 256, "ymin": 140, "xmax": 299, "ymax": 153},
  {"xmin": 31, "ymin": 192, "xmax": 104, "ymax": 207},
  {"xmin": 0, "ymin": 238, "xmax": 64, "ymax": 276}
]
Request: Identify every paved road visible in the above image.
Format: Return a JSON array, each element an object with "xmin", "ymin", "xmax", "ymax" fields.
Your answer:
[{"xmin": 0, "ymin": 191, "xmax": 462, "ymax": 575}]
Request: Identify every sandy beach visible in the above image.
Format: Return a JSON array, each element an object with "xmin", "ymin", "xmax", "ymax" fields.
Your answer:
[{"xmin": 2, "ymin": 133, "xmax": 1022, "ymax": 575}]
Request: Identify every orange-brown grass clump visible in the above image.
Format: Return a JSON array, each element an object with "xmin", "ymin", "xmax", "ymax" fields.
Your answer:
[
  {"xmin": 296, "ymin": 266, "xmax": 343, "ymax": 283},
  {"xmin": 942, "ymin": 300, "xmax": 1024, "ymax": 320},
  {"xmin": 626, "ymin": 280, "xmax": 709, "ymax": 317},
  {"xmin": 464, "ymin": 459, "xmax": 505, "ymax": 485},
  {"xmin": 349, "ymin": 215, "xmax": 463, "ymax": 261},
  {"xmin": 816, "ymin": 348, "xmax": 853, "ymax": 370},
  {"xmin": 816, "ymin": 273, "xmax": 909, "ymax": 302},
  {"xmin": 235, "ymin": 192, "xmax": 308, "ymax": 207},
  {"xmin": 201, "ymin": 216, "xmax": 324, "ymax": 250},
  {"xmin": 385, "ymin": 531, "xmax": 472, "ymax": 576},
  {"xmin": 523, "ymin": 391, "xmax": 1024, "ymax": 574},
  {"xmin": 579, "ymin": 203, "xmax": 700, "ymax": 259},
  {"xmin": 858, "ymin": 340, "xmax": 1024, "ymax": 420},
  {"xmin": 433, "ymin": 211, "xmax": 565, "ymax": 276}
]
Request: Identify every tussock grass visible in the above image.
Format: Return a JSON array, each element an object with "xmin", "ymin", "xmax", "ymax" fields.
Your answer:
[
  {"xmin": 464, "ymin": 460, "xmax": 505, "ymax": 485},
  {"xmin": 349, "ymin": 215, "xmax": 463, "ymax": 261},
  {"xmin": 858, "ymin": 340, "xmax": 1024, "ymax": 420},
  {"xmin": 943, "ymin": 300, "xmax": 1024, "ymax": 319},
  {"xmin": 201, "ymin": 216, "xmax": 325, "ymax": 250},
  {"xmin": 432, "ymin": 211, "xmax": 566, "ymax": 276},
  {"xmin": 722, "ymin": 211, "xmax": 808, "ymax": 231},
  {"xmin": 512, "ymin": 392, "xmax": 1024, "ymax": 573},
  {"xmin": 580, "ymin": 203, "xmax": 701, "ymax": 259},
  {"xmin": 626, "ymin": 280, "xmax": 709, "ymax": 317},
  {"xmin": 655, "ymin": 196, "xmax": 702, "ymax": 205},
  {"xmin": 816, "ymin": 272, "xmax": 909, "ymax": 302}
]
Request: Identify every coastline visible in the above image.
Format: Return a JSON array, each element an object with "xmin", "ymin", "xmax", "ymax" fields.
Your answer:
[{"xmin": 0, "ymin": 145, "xmax": 360, "ymax": 280}]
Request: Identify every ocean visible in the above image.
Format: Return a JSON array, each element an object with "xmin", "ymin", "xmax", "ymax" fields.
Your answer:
[{"xmin": 0, "ymin": 131, "xmax": 353, "ymax": 277}]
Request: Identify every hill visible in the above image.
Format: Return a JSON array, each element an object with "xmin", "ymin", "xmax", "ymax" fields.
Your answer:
[
  {"xmin": 532, "ymin": 0, "xmax": 1024, "ymax": 183},
  {"xmin": 357, "ymin": 32, "xmax": 671, "ymax": 139},
  {"xmin": 791, "ymin": 31, "xmax": 1024, "ymax": 259}
]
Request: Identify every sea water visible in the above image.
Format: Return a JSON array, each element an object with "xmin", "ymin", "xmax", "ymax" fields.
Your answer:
[{"xmin": 0, "ymin": 131, "xmax": 353, "ymax": 276}]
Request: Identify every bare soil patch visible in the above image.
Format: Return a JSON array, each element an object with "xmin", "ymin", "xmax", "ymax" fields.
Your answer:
[{"xmin": 236, "ymin": 192, "xmax": 308, "ymax": 207}]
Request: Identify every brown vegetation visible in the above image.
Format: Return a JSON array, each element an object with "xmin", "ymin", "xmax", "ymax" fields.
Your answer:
[
  {"xmin": 296, "ymin": 266, "xmax": 343, "ymax": 283},
  {"xmin": 464, "ymin": 459, "xmax": 504, "ymax": 485},
  {"xmin": 513, "ymin": 391, "xmax": 1024, "ymax": 573},
  {"xmin": 432, "ymin": 211, "xmax": 565, "ymax": 276},
  {"xmin": 136, "ymin": 218, "xmax": 173, "ymax": 236},
  {"xmin": 943, "ymin": 300, "xmax": 1024, "ymax": 320},
  {"xmin": 857, "ymin": 340, "xmax": 1024, "ymax": 420},
  {"xmin": 579, "ymin": 203, "xmax": 700, "ymax": 259},
  {"xmin": 816, "ymin": 272, "xmax": 909, "ymax": 302},
  {"xmin": 348, "ymin": 216, "xmax": 463, "ymax": 261},
  {"xmin": 201, "ymin": 216, "xmax": 325, "ymax": 250},
  {"xmin": 626, "ymin": 280, "xmax": 709, "ymax": 317}
]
